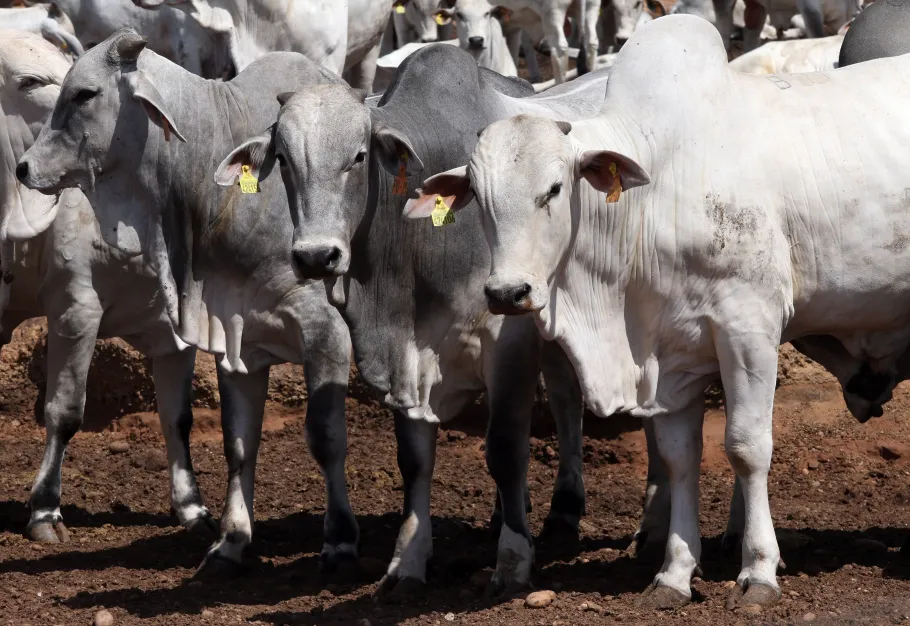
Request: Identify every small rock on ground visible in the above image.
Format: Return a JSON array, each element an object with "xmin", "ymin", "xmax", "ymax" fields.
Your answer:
[
  {"xmin": 526, "ymin": 590, "xmax": 557, "ymax": 608},
  {"xmin": 803, "ymin": 612, "xmax": 816, "ymax": 622},
  {"xmin": 108, "ymin": 441, "xmax": 130, "ymax": 454},
  {"xmin": 93, "ymin": 609, "xmax": 114, "ymax": 626}
]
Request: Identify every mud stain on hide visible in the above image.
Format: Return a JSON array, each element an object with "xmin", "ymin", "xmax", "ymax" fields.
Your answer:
[
  {"xmin": 884, "ymin": 190, "xmax": 910, "ymax": 254},
  {"xmin": 703, "ymin": 193, "xmax": 761, "ymax": 259}
]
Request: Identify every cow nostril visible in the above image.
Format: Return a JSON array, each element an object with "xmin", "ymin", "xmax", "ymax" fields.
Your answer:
[
  {"xmin": 15, "ymin": 161, "xmax": 28, "ymax": 183},
  {"xmin": 513, "ymin": 283, "xmax": 531, "ymax": 303},
  {"xmin": 324, "ymin": 246, "xmax": 341, "ymax": 268},
  {"xmin": 468, "ymin": 36, "xmax": 484, "ymax": 49}
]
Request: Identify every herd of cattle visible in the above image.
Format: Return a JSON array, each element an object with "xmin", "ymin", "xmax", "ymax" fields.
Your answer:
[{"xmin": 3, "ymin": 0, "xmax": 910, "ymax": 613}]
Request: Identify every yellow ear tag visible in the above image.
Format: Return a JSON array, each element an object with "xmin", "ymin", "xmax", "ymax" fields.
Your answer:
[
  {"xmin": 392, "ymin": 154, "xmax": 408, "ymax": 196},
  {"xmin": 605, "ymin": 161, "xmax": 622, "ymax": 203},
  {"xmin": 395, "ymin": 4, "xmax": 406, "ymax": 13},
  {"xmin": 435, "ymin": 13, "xmax": 445, "ymax": 25},
  {"xmin": 431, "ymin": 196, "xmax": 455, "ymax": 227},
  {"xmin": 239, "ymin": 165, "xmax": 259, "ymax": 194}
]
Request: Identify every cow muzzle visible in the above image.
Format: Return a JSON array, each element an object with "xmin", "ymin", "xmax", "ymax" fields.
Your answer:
[
  {"xmin": 292, "ymin": 241, "xmax": 349, "ymax": 280},
  {"xmin": 484, "ymin": 277, "xmax": 538, "ymax": 315},
  {"xmin": 15, "ymin": 156, "xmax": 64, "ymax": 195},
  {"xmin": 468, "ymin": 36, "xmax": 485, "ymax": 50}
]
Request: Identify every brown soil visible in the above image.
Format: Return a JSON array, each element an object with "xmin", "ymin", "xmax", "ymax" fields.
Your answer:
[{"xmin": 3, "ymin": 322, "xmax": 910, "ymax": 626}]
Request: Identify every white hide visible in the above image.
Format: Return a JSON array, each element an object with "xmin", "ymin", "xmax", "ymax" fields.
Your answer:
[
  {"xmin": 444, "ymin": 0, "xmax": 518, "ymax": 76},
  {"xmin": 420, "ymin": 14, "xmax": 910, "ymax": 604},
  {"xmin": 729, "ymin": 33, "xmax": 843, "ymax": 73},
  {"xmin": 0, "ymin": 5, "xmax": 85, "ymax": 57}
]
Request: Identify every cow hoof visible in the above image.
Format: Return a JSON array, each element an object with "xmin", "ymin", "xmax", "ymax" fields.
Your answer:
[
  {"xmin": 635, "ymin": 583, "xmax": 690, "ymax": 610},
  {"xmin": 192, "ymin": 553, "xmax": 248, "ymax": 581},
  {"xmin": 721, "ymin": 532, "xmax": 741, "ymax": 554},
  {"xmin": 183, "ymin": 513, "xmax": 218, "ymax": 538},
  {"xmin": 375, "ymin": 575, "xmax": 425, "ymax": 602},
  {"xmin": 320, "ymin": 551, "xmax": 360, "ymax": 583},
  {"xmin": 725, "ymin": 582, "xmax": 780, "ymax": 611},
  {"xmin": 540, "ymin": 515, "xmax": 580, "ymax": 544},
  {"xmin": 27, "ymin": 521, "xmax": 69, "ymax": 543}
]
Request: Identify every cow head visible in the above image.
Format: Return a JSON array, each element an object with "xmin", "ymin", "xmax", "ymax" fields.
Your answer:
[
  {"xmin": 16, "ymin": 28, "xmax": 186, "ymax": 255},
  {"xmin": 397, "ymin": 0, "xmax": 445, "ymax": 43},
  {"xmin": 0, "ymin": 31, "xmax": 71, "ymax": 243},
  {"xmin": 406, "ymin": 115, "xmax": 649, "ymax": 316},
  {"xmin": 439, "ymin": 0, "xmax": 510, "ymax": 52},
  {"xmin": 215, "ymin": 84, "xmax": 422, "ymax": 282}
]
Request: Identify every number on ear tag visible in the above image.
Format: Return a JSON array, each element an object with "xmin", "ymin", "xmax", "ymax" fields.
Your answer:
[
  {"xmin": 431, "ymin": 196, "xmax": 455, "ymax": 227},
  {"xmin": 239, "ymin": 165, "xmax": 259, "ymax": 194}
]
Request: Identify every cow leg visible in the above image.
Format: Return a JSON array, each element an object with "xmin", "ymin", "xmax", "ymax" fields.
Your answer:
[
  {"xmin": 796, "ymin": 0, "xmax": 825, "ymax": 37},
  {"xmin": 716, "ymin": 332, "xmax": 781, "ymax": 609},
  {"xmin": 576, "ymin": 0, "xmax": 602, "ymax": 75},
  {"xmin": 628, "ymin": 417, "xmax": 671, "ymax": 557},
  {"xmin": 27, "ymin": 315, "xmax": 100, "ymax": 543},
  {"xmin": 539, "ymin": 341, "xmax": 585, "ymax": 539},
  {"xmin": 195, "ymin": 365, "xmax": 269, "ymax": 577},
  {"xmin": 743, "ymin": 0, "xmax": 768, "ymax": 52},
  {"xmin": 542, "ymin": 10, "xmax": 570, "ymax": 84},
  {"xmin": 300, "ymin": 342, "xmax": 357, "ymax": 575},
  {"xmin": 722, "ymin": 476, "xmax": 745, "ymax": 552},
  {"xmin": 713, "ymin": 0, "xmax": 737, "ymax": 51},
  {"xmin": 376, "ymin": 412, "xmax": 437, "ymax": 599},
  {"xmin": 347, "ymin": 43, "xmax": 381, "ymax": 93},
  {"xmin": 521, "ymin": 32, "xmax": 542, "ymax": 83},
  {"xmin": 152, "ymin": 348, "xmax": 216, "ymax": 536},
  {"xmin": 636, "ymin": 401, "xmax": 703, "ymax": 610}
]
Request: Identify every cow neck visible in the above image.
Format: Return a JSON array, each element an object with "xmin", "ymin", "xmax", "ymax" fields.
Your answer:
[{"xmin": 540, "ymin": 111, "xmax": 661, "ymax": 419}]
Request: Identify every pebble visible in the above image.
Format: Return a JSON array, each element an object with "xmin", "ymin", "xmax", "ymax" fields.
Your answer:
[
  {"xmin": 201, "ymin": 609, "xmax": 214, "ymax": 620},
  {"xmin": 140, "ymin": 449, "xmax": 168, "ymax": 472},
  {"xmin": 108, "ymin": 440, "xmax": 130, "ymax": 454},
  {"xmin": 722, "ymin": 580, "xmax": 737, "ymax": 590},
  {"xmin": 10, "ymin": 419, "xmax": 21, "ymax": 428},
  {"xmin": 807, "ymin": 458, "xmax": 819, "ymax": 470},
  {"xmin": 738, "ymin": 605, "xmax": 763, "ymax": 615},
  {"xmin": 581, "ymin": 601, "xmax": 605, "ymax": 614},
  {"xmin": 93, "ymin": 609, "xmax": 114, "ymax": 626},
  {"xmin": 803, "ymin": 612, "xmax": 817, "ymax": 622},
  {"xmin": 810, "ymin": 480, "xmax": 821, "ymax": 488},
  {"xmin": 801, "ymin": 468, "xmax": 810, "ymax": 475},
  {"xmin": 526, "ymin": 590, "xmax": 557, "ymax": 608},
  {"xmin": 444, "ymin": 613, "xmax": 455, "ymax": 622}
]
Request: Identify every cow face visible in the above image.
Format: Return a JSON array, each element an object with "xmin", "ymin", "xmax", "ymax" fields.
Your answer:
[
  {"xmin": 16, "ymin": 29, "xmax": 185, "ymax": 254},
  {"xmin": 440, "ymin": 0, "xmax": 508, "ymax": 52},
  {"xmin": 402, "ymin": 0, "xmax": 444, "ymax": 42},
  {"xmin": 406, "ymin": 115, "xmax": 649, "ymax": 316},
  {"xmin": 215, "ymin": 84, "xmax": 423, "ymax": 282},
  {"xmin": 0, "ymin": 32, "xmax": 71, "ymax": 243}
]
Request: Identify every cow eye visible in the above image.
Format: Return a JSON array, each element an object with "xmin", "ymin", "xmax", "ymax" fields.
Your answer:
[
  {"xmin": 354, "ymin": 150, "xmax": 366, "ymax": 164},
  {"xmin": 548, "ymin": 182, "xmax": 562, "ymax": 197},
  {"xmin": 17, "ymin": 77, "xmax": 44, "ymax": 91},
  {"xmin": 73, "ymin": 88, "xmax": 98, "ymax": 105}
]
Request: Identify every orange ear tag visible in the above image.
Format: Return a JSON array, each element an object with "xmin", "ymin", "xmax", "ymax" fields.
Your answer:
[
  {"xmin": 605, "ymin": 162, "xmax": 622, "ymax": 203},
  {"xmin": 161, "ymin": 114, "xmax": 171, "ymax": 143},
  {"xmin": 392, "ymin": 154, "xmax": 409, "ymax": 196}
]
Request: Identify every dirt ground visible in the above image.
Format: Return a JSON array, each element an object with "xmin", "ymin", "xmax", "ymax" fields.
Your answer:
[{"xmin": 4, "ymin": 318, "xmax": 910, "ymax": 626}]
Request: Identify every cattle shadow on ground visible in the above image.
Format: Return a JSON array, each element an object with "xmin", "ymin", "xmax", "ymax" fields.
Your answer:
[{"xmin": 0, "ymin": 500, "xmax": 175, "ymax": 534}]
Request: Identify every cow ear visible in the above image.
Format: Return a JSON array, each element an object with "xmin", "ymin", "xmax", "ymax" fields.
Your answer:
[
  {"xmin": 214, "ymin": 130, "xmax": 276, "ymax": 186},
  {"xmin": 491, "ymin": 6, "xmax": 511, "ymax": 21},
  {"xmin": 578, "ymin": 150, "xmax": 650, "ymax": 199},
  {"xmin": 372, "ymin": 124, "xmax": 424, "ymax": 177},
  {"xmin": 404, "ymin": 166, "xmax": 474, "ymax": 219},
  {"xmin": 127, "ymin": 72, "xmax": 187, "ymax": 143},
  {"xmin": 644, "ymin": 0, "xmax": 667, "ymax": 17}
]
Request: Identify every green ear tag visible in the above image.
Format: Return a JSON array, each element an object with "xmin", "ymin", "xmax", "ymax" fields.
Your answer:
[
  {"xmin": 239, "ymin": 165, "xmax": 259, "ymax": 194},
  {"xmin": 431, "ymin": 196, "xmax": 455, "ymax": 227}
]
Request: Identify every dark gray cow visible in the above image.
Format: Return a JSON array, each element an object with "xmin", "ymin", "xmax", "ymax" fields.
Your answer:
[
  {"xmin": 17, "ymin": 29, "xmax": 355, "ymax": 574},
  {"xmin": 838, "ymin": 0, "xmax": 910, "ymax": 67},
  {"xmin": 214, "ymin": 45, "xmax": 610, "ymax": 594}
]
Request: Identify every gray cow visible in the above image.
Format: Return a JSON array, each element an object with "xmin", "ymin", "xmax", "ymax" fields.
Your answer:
[
  {"xmin": 17, "ymin": 29, "xmax": 356, "ymax": 575},
  {"xmin": 214, "ymin": 45, "xmax": 611, "ymax": 594},
  {"xmin": 1, "ymin": 29, "xmax": 211, "ymax": 543}
]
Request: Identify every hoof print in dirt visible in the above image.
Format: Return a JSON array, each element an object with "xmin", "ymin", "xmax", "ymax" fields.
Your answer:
[
  {"xmin": 635, "ymin": 583, "xmax": 690, "ymax": 611},
  {"xmin": 26, "ymin": 521, "xmax": 70, "ymax": 543},
  {"xmin": 192, "ymin": 553, "xmax": 250, "ymax": 581},
  {"xmin": 375, "ymin": 575, "xmax": 425, "ymax": 602},
  {"xmin": 725, "ymin": 582, "xmax": 780, "ymax": 612}
]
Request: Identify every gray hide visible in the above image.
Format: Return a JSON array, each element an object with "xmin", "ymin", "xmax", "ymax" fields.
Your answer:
[
  {"xmin": 0, "ymin": 30, "xmax": 212, "ymax": 545},
  {"xmin": 838, "ymin": 0, "xmax": 910, "ymax": 67},
  {"xmin": 17, "ymin": 29, "xmax": 356, "ymax": 575},
  {"xmin": 216, "ymin": 44, "xmax": 609, "ymax": 594}
]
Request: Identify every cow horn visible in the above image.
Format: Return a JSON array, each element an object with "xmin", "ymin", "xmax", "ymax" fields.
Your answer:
[{"xmin": 114, "ymin": 30, "xmax": 148, "ymax": 65}]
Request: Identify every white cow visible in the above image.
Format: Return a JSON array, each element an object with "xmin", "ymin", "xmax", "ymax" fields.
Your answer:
[
  {"xmin": 409, "ymin": 14, "xmax": 910, "ymax": 610},
  {"xmin": 392, "ymin": 0, "xmax": 447, "ymax": 45},
  {"xmin": 0, "ymin": 31, "xmax": 213, "ymax": 543},
  {"xmin": 0, "ymin": 4, "xmax": 85, "ymax": 57},
  {"xmin": 437, "ymin": 0, "xmax": 519, "ymax": 75},
  {"xmin": 729, "ymin": 33, "xmax": 843, "ymax": 73}
]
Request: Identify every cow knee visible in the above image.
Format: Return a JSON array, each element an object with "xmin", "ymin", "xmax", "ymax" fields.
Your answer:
[
  {"xmin": 44, "ymin": 401, "xmax": 83, "ymax": 440},
  {"xmin": 725, "ymin": 429, "xmax": 772, "ymax": 477}
]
